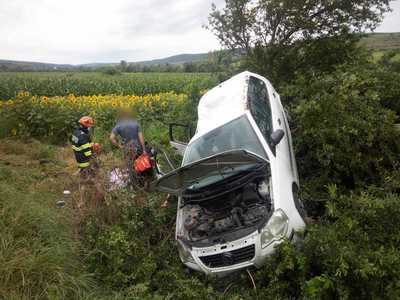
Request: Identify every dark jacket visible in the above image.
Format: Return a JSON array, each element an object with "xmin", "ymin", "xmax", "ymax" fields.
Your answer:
[{"xmin": 71, "ymin": 126, "xmax": 93, "ymax": 168}]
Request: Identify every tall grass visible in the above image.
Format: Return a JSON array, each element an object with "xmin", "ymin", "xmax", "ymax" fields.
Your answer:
[{"xmin": 0, "ymin": 140, "xmax": 94, "ymax": 299}]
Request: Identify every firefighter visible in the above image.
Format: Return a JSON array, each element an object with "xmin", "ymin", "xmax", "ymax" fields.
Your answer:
[{"xmin": 71, "ymin": 116, "xmax": 100, "ymax": 179}]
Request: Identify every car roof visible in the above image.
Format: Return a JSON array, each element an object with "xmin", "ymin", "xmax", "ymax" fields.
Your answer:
[{"xmin": 194, "ymin": 71, "xmax": 275, "ymax": 140}]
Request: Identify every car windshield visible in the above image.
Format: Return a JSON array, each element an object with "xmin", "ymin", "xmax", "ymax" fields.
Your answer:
[
  {"xmin": 186, "ymin": 163, "xmax": 260, "ymax": 190},
  {"xmin": 183, "ymin": 115, "xmax": 267, "ymax": 165}
]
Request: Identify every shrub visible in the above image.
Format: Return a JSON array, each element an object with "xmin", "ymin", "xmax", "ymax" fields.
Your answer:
[
  {"xmin": 254, "ymin": 188, "xmax": 400, "ymax": 299},
  {"xmin": 286, "ymin": 66, "xmax": 400, "ymax": 213},
  {"xmin": 83, "ymin": 192, "xmax": 226, "ymax": 299}
]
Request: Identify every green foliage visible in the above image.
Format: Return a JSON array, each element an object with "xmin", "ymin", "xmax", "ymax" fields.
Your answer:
[
  {"xmin": 374, "ymin": 55, "xmax": 400, "ymax": 114},
  {"xmin": 81, "ymin": 183, "xmax": 400, "ymax": 299},
  {"xmin": 285, "ymin": 65, "xmax": 400, "ymax": 215},
  {"xmin": 247, "ymin": 33, "xmax": 368, "ymax": 86},
  {"xmin": 209, "ymin": 0, "xmax": 391, "ymax": 49},
  {"xmin": 252, "ymin": 189, "xmax": 400, "ymax": 300},
  {"xmin": 0, "ymin": 93, "xmax": 190, "ymax": 145},
  {"xmin": 0, "ymin": 72, "xmax": 217, "ymax": 100},
  {"xmin": 82, "ymin": 192, "xmax": 225, "ymax": 299},
  {"xmin": 100, "ymin": 67, "xmax": 122, "ymax": 76},
  {"xmin": 208, "ymin": 0, "xmax": 391, "ymax": 83}
]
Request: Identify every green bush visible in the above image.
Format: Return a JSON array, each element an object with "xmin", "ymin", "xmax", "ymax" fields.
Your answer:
[
  {"xmin": 83, "ymin": 192, "xmax": 226, "ymax": 299},
  {"xmin": 285, "ymin": 65, "xmax": 400, "ymax": 214},
  {"xmin": 254, "ymin": 188, "xmax": 400, "ymax": 300},
  {"xmin": 82, "ymin": 182, "xmax": 400, "ymax": 299}
]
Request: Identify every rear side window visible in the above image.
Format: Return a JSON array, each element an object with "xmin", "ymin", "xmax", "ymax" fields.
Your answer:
[{"xmin": 247, "ymin": 76, "xmax": 273, "ymax": 147}]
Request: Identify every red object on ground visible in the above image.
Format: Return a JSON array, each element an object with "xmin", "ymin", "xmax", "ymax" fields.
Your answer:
[
  {"xmin": 93, "ymin": 143, "xmax": 101, "ymax": 154},
  {"xmin": 134, "ymin": 153, "xmax": 152, "ymax": 174}
]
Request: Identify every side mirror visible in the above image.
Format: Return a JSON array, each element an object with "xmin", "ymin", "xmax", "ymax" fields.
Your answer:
[{"xmin": 270, "ymin": 129, "xmax": 285, "ymax": 147}]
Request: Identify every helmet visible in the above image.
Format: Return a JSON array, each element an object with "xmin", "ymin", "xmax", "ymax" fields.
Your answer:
[{"xmin": 79, "ymin": 116, "xmax": 95, "ymax": 128}]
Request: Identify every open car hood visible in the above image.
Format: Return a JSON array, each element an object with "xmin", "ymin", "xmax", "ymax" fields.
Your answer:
[{"xmin": 154, "ymin": 150, "xmax": 268, "ymax": 195}]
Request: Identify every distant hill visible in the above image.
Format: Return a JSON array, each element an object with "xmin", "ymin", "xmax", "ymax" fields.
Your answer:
[
  {"xmin": 0, "ymin": 59, "xmax": 75, "ymax": 72},
  {"xmin": 80, "ymin": 53, "xmax": 209, "ymax": 69},
  {"xmin": 1, "ymin": 33, "xmax": 399, "ymax": 72},
  {"xmin": 135, "ymin": 53, "xmax": 209, "ymax": 66},
  {"xmin": 0, "ymin": 53, "xmax": 209, "ymax": 72}
]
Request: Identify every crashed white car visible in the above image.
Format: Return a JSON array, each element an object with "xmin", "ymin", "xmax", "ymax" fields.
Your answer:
[{"xmin": 155, "ymin": 71, "xmax": 306, "ymax": 276}]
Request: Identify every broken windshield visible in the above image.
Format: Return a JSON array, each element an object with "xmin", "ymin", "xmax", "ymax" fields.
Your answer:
[{"xmin": 183, "ymin": 115, "xmax": 267, "ymax": 165}]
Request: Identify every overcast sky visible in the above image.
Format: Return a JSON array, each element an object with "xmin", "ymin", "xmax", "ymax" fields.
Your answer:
[{"xmin": 0, "ymin": 0, "xmax": 399, "ymax": 65}]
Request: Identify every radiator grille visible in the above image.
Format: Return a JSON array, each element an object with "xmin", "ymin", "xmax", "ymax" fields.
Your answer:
[{"xmin": 199, "ymin": 244, "xmax": 255, "ymax": 268}]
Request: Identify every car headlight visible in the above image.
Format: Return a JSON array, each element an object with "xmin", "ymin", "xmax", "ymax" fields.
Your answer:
[
  {"xmin": 177, "ymin": 241, "xmax": 196, "ymax": 264},
  {"xmin": 261, "ymin": 209, "xmax": 289, "ymax": 248}
]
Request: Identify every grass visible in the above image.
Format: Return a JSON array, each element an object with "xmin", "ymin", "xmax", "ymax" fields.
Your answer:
[
  {"xmin": 0, "ymin": 139, "xmax": 96, "ymax": 299},
  {"xmin": 0, "ymin": 138, "xmax": 170, "ymax": 300}
]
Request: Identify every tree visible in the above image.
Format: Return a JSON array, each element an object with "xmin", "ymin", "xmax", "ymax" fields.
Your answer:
[
  {"xmin": 208, "ymin": 0, "xmax": 392, "ymax": 83},
  {"xmin": 119, "ymin": 60, "xmax": 128, "ymax": 72},
  {"xmin": 183, "ymin": 62, "xmax": 196, "ymax": 73}
]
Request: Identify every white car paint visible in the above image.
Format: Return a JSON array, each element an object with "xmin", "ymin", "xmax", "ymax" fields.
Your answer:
[{"xmin": 157, "ymin": 71, "xmax": 306, "ymax": 276}]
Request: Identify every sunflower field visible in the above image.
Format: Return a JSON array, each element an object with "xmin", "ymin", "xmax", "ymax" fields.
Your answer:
[{"xmin": 0, "ymin": 91, "xmax": 192, "ymax": 145}]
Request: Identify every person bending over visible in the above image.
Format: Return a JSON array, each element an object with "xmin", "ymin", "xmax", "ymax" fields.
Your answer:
[{"xmin": 110, "ymin": 110, "xmax": 146, "ymax": 164}]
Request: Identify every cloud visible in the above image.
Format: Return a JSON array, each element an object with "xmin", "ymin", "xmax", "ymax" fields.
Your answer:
[
  {"xmin": 121, "ymin": 0, "xmax": 222, "ymax": 36},
  {"xmin": 376, "ymin": 0, "xmax": 400, "ymax": 32},
  {"xmin": 0, "ymin": 0, "xmax": 397, "ymax": 64},
  {"xmin": 0, "ymin": 0, "xmax": 223, "ymax": 64}
]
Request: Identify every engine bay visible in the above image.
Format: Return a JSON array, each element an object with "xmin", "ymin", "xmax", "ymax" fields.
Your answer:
[{"xmin": 179, "ymin": 177, "xmax": 272, "ymax": 243}]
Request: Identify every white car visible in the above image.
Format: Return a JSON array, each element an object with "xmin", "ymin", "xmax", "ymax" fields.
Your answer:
[{"xmin": 155, "ymin": 71, "xmax": 306, "ymax": 276}]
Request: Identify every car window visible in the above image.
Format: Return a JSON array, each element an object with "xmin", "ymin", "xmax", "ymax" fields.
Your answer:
[
  {"xmin": 247, "ymin": 76, "xmax": 273, "ymax": 147},
  {"xmin": 183, "ymin": 115, "xmax": 267, "ymax": 165}
]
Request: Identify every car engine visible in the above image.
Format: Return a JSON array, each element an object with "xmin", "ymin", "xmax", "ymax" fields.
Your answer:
[{"xmin": 181, "ymin": 179, "xmax": 271, "ymax": 242}]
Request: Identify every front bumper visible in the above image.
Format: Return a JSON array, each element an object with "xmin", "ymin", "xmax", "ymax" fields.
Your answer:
[{"xmin": 183, "ymin": 230, "xmax": 286, "ymax": 276}]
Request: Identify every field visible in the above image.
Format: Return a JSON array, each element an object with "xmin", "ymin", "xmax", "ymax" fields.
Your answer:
[
  {"xmin": 1, "ymin": 45, "xmax": 400, "ymax": 299},
  {"xmin": 0, "ymin": 92, "xmax": 191, "ymax": 151},
  {"xmin": 361, "ymin": 32, "xmax": 400, "ymax": 50},
  {"xmin": 0, "ymin": 72, "xmax": 217, "ymax": 100}
]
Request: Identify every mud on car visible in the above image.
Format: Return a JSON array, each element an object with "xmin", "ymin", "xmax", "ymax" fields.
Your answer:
[{"xmin": 155, "ymin": 71, "xmax": 307, "ymax": 276}]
